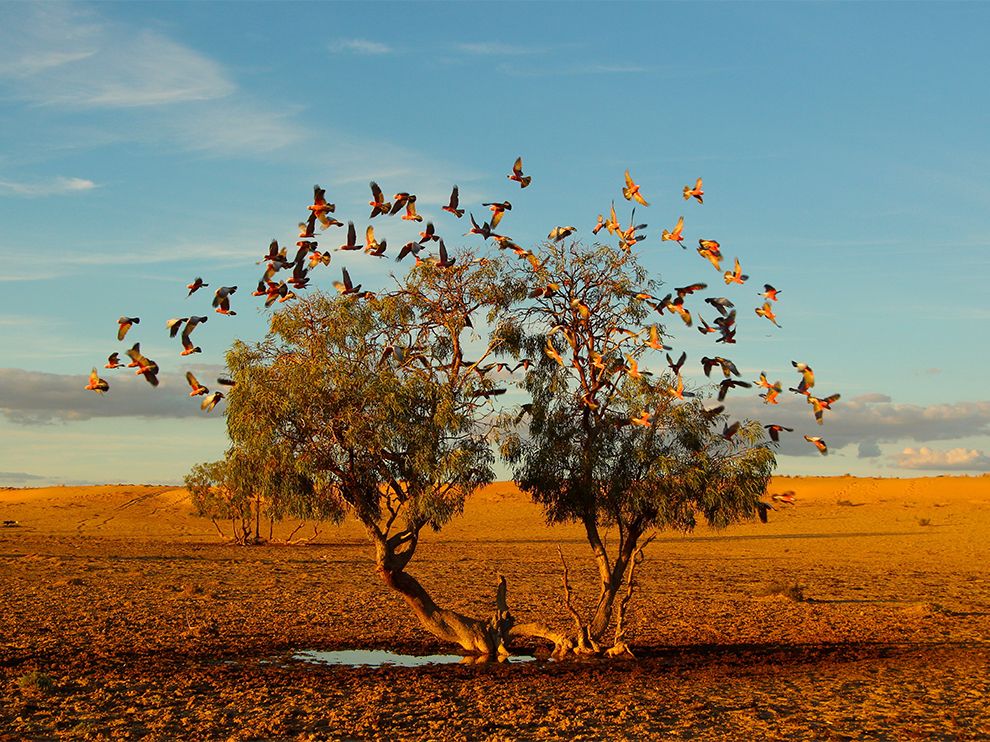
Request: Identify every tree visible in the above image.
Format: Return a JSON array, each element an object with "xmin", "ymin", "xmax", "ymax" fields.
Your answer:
[
  {"xmin": 180, "ymin": 176, "xmax": 789, "ymax": 660},
  {"xmin": 221, "ymin": 257, "xmax": 574, "ymax": 655},
  {"xmin": 497, "ymin": 239, "xmax": 775, "ymax": 655},
  {"xmin": 185, "ymin": 445, "xmax": 337, "ymax": 544}
]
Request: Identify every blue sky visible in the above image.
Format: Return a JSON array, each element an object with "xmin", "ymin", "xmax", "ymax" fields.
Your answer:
[{"xmin": 1, "ymin": 1, "xmax": 988, "ymax": 485}]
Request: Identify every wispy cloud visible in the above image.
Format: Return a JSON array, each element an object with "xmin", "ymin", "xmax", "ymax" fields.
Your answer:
[
  {"xmin": 0, "ymin": 5, "xmax": 234, "ymax": 109},
  {"xmin": 47, "ymin": 240, "xmax": 257, "ymax": 267},
  {"xmin": 896, "ymin": 446, "xmax": 990, "ymax": 471},
  {"xmin": 0, "ymin": 3, "xmax": 303, "ymax": 156},
  {"xmin": 722, "ymin": 393, "xmax": 990, "ymax": 457},
  {"xmin": 330, "ymin": 38, "xmax": 393, "ymax": 55},
  {"xmin": 454, "ymin": 42, "xmax": 538, "ymax": 56},
  {"xmin": 0, "ymin": 176, "xmax": 96, "ymax": 197},
  {"xmin": 497, "ymin": 62, "xmax": 648, "ymax": 77}
]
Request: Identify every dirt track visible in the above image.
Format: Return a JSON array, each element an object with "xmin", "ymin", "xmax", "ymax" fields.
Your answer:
[{"xmin": 1, "ymin": 477, "xmax": 988, "ymax": 739}]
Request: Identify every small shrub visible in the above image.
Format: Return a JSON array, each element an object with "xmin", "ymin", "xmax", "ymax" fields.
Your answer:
[
  {"xmin": 918, "ymin": 517, "xmax": 932, "ymax": 527},
  {"xmin": 18, "ymin": 671, "xmax": 55, "ymax": 693},
  {"xmin": 762, "ymin": 580, "xmax": 805, "ymax": 602}
]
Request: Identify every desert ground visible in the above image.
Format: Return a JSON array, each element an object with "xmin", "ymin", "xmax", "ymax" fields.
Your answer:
[{"xmin": 1, "ymin": 476, "xmax": 988, "ymax": 740}]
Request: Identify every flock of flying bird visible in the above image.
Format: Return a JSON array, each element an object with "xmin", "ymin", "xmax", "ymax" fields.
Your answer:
[{"xmin": 84, "ymin": 157, "xmax": 838, "ymax": 471}]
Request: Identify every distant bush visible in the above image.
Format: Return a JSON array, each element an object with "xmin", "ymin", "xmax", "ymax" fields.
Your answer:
[
  {"xmin": 18, "ymin": 671, "xmax": 55, "ymax": 694},
  {"xmin": 762, "ymin": 580, "xmax": 805, "ymax": 602}
]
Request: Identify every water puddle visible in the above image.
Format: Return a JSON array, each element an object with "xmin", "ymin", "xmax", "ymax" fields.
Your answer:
[{"xmin": 292, "ymin": 649, "xmax": 537, "ymax": 668}]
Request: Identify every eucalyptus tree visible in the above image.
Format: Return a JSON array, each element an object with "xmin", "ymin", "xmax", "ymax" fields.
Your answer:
[
  {"xmin": 220, "ymin": 256, "xmax": 576, "ymax": 655},
  {"xmin": 498, "ymin": 239, "xmax": 776, "ymax": 655},
  {"xmin": 184, "ymin": 444, "xmax": 333, "ymax": 544}
]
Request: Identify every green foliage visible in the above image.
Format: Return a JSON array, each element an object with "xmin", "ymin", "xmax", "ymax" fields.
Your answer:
[
  {"xmin": 499, "ymin": 240, "xmax": 776, "ymax": 535},
  {"xmin": 222, "ymin": 256, "xmax": 521, "ymax": 546},
  {"xmin": 17, "ymin": 671, "xmax": 55, "ymax": 693},
  {"xmin": 184, "ymin": 459, "xmax": 250, "ymax": 522}
]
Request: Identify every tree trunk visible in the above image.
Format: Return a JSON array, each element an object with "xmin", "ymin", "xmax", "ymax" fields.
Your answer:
[
  {"xmin": 378, "ymin": 567, "xmax": 499, "ymax": 655},
  {"xmin": 588, "ymin": 528, "xmax": 642, "ymax": 641},
  {"xmin": 254, "ymin": 495, "xmax": 261, "ymax": 543}
]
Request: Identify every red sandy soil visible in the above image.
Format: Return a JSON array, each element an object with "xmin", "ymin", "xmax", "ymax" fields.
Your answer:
[{"xmin": 1, "ymin": 476, "xmax": 988, "ymax": 739}]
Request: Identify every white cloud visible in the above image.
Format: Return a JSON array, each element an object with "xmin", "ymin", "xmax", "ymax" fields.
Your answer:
[
  {"xmin": 0, "ymin": 367, "xmax": 230, "ymax": 424},
  {"xmin": 161, "ymin": 101, "xmax": 306, "ymax": 155},
  {"xmin": 0, "ymin": 176, "xmax": 96, "ymax": 197},
  {"xmin": 0, "ymin": 3, "xmax": 303, "ymax": 156},
  {"xmin": 497, "ymin": 62, "xmax": 647, "ymax": 77},
  {"xmin": 721, "ymin": 393, "xmax": 990, "ymax": 457},
  {"xmin": 0, "ymin": 5, "xmax": 234, "ymax": 108},
  {"xmin": 330, "ymin": 39, "xmax": 392, "ymax": 55},
  {"xmin": 454, "ymin": 42, "xmax": 537, "ymax": 56},
  {"xmin": 897, "ymin": 447, "xmax": 990, "ymax": 471}
]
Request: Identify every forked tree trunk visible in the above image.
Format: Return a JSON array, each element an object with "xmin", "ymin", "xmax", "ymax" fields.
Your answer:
[
  {"xmin": 369, "ymin": 522, "xmax": 572, "ymax": 657},
  {"xmin": 378, "ymin": 567, "xmax": 500, "ymax": 655}
]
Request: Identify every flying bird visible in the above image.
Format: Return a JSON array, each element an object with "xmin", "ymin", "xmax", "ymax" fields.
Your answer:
[
  {"xmin": 443, "ymin": 185, "xmax": 464, "ymax": 218},
  {"xmin": 755, "ymin": 302, "xmax": 781, "ymax": 327},
  {"xmin": 764, "ymin": 424, "xmax": 793, "ymax": 443},
  {"xmin": 185, "ymin": 371, "xmax": 209, "ymax": 397},
  {"xmin": 166, "ymin": 318, "xmax": 188, "ymax": 338},
  {"xmin": 333, "ymin": 267, "xmax": 361, "ymax": 296},
  {"xmin": 805, "ymin": 435, "xmax": 828, "ymax": 455},
  {"xmin": 85, "ymin": 368, "xmax": 109, "ymax": 394},
  {"xmin": 683, "ymin": 177, "xmax": 704, "ymax": 204},
  {"xmin": 792, "ymin": 361, "xmax": 815, "ymax": 392},
  {"xmin": 705, "ymin": 296, "xmax": 734, "ymax": 316},
  {"xmin": 808, "ymin": 393, "xmax": 841, "ymax": 425},
  {"xmin": 186, "ymin": 277, "xmax": 208, "ymax": 296},
  {"xmin": 630, "ymin": 410, "xmax": 653, "ymax": 427},
  {"xmin": 697, "ymin": 315, "xmax": 717, "ymax": 335},
  {"xmin": 701, "ymin": 355, "xmax": 740, "ymax": 378},
  {"xmin": 723, "ymin": 257, "xmax": 749, "ymax": 285},
  {"xmin": 646, "ymin": 325, "xmax": 671, "ymax": 351},
  {"xmin": 696, "ymin": 241, "xmax": 722, "ymax": 271},
  {"xmin": 368, "ymin": 181, "xmax": 391, "ymax": 218},
  {"xmin": 548, "ymin": 226, "xmax": 577, "ymax": 242},
  {"xmin": 721, "ymin": 421, "xmax": 741, "ymax": 441},
  {"xmin": 467, "ymin": 213, "xmax": 492, "ymax": 239},
  {"xmin": 105, "ymin": 352, "xmax": 124, "ymax": 369},
  {"xmin": 507, "ymin": 157, "xmax": 531, "ymax": 188},
  {"xmin": 201, "ymin": 391, "xmax": 224, "ymax": 412},
  {"xmin": 661, "ymin": 216, "xmax": 685, "ymax": 245},
  {"xmin": 418, "ymin": 222, "xmax": 439, "ymax": 244},
  {"xmin": 400, "ymin": 195, "xmax": 423, "ymax": 222},
  {"xmin": 772, "ymin": 492, "xmax": 797, "ymax": 505},
  {"xmin": 718, "ymin": 378, "xmax": 752, "ymax": 401},
  {"xmin": 180, "ymin": 335, "xmax": 201, "ymax": 356},
  {"xmin": 117, "ymin": 316, "xmax": 139, "ymax": 341},
  {"xmin": 676, "ymin": 282, "xmax": 707, "ymax": 298},
  {"xmin": 756, "ymin": 501, "xmax": 775, "ymax": 524},
  {"xmin": 667, "ymin": 373, "xmax": 695, "ymax": 400},
  {"xmin": 396, "ymin": 241, "xmax": 425, "ymax": 263},
  {"xmin": 622, "ymin": 170, "xmax": 649, "ymax": 206},
  {"xmin": 436, "ymin": 239, "xmax": 455, "ymax": 268},
  {"xmin": 483, "ymin": 201, "xmax": 512, "ymax": 228},
  {"xmin": 759, "ymin": 284, "xmax": 781, "ymax": 302},
  {"xmin": 365, "ymin": 225, "xmax": 386, "ymax": 256},
  {"xmin": 125, "ymin": 343, "xmax": 159, "ymax": 386},
  {"xmin": 298, "ymin": 212, "xmax": 317, "ymax": 239},
  {"xmin": 756, "ymin": 372, "xmax": 783, "ymax": 405},
  {"xmin": 337, "ymin": 221, "xmax": 361, "ymax": 251},
  {"xmin": 213, "ymin": 286, "xmax": 237, "ymax": 316},
  {"xmin": 309, "ymin": 185, "xmax": 336, "ymax": 228},
  {"xmin": 656, "ymin": 294, "xmax": 692, "ymax": 326}
]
